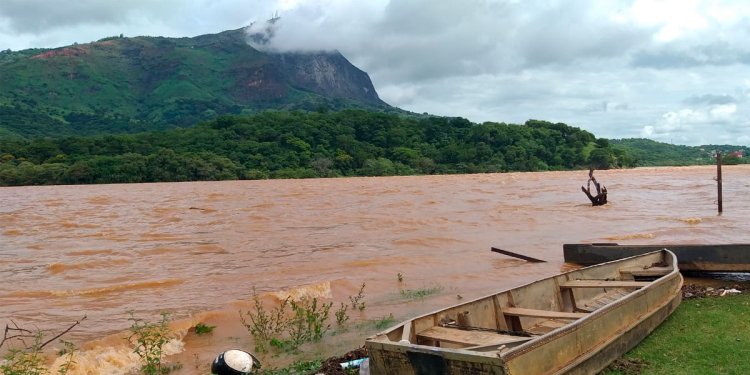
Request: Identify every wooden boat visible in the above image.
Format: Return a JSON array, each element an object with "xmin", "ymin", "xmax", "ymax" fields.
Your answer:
[
  {"xmin": 365, "ymin": 250, "xmax": 682, "ymax": 375},
  {"xmin": 563, "ymin": 243, "xmax": 750, "ymax": 271}
]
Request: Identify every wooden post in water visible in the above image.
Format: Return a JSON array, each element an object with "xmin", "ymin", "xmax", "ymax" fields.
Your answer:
[{"xmin": 716, "ymin": 151, "xmax": 723, "ymax": 214}]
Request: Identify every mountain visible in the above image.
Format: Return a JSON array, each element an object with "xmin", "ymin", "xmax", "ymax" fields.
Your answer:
[{"xmin": 0, "ymin": 28, "xmax": 389, "ymax": 139}]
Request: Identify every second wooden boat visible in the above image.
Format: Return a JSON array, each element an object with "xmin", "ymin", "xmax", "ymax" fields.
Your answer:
[
  {"xmin": 365, "ymin": 250, "xmax": 682, "ymax": 375},
  {"xmin": 563, "ymin": 243, "xmax": 750, "ymax": 271}
]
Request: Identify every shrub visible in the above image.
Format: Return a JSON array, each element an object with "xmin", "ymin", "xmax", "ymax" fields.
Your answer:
[{"xmin": 126, "ymin": 312, "xmax": 173, "ymax": 375}]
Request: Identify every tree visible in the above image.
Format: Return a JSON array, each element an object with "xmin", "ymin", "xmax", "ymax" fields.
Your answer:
[{"xmin": 588, "ymin": 148, "xmax": 614, "ymax": 169}]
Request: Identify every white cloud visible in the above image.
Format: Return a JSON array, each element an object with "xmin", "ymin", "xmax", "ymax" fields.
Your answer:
[
  {"xmin": 640, "ymin": 102, "xmax": 740, "ymax": 145},
  {"xmin": 710, "ymin": 103, "xmax": 737, "ymax": 120},
  {"xmin": 629, "ymin": 0, "xmax": 709, "ymax": 41}
]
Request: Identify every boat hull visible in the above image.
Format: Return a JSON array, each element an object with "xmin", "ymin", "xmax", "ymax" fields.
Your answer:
[
  {"xmin": 365, "ymin": 250, "xmax": 683, "ymax": 375},
  {"xmin": 559, "ymin": 291, "xmax": 680, "ymax": 374}
]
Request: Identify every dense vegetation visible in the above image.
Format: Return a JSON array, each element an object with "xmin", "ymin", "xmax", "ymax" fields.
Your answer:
[
  {"xmin": 0, "ymin": 110, "xmax": 630, "ymax": 186},
  {"xmin": 610, "ymin": 138, "xmax": 749, "ymax": 166}
]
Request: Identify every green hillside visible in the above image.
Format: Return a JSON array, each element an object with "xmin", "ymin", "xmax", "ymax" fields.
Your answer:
[
  {"xmin": 0, "ymin": 29, "xmax": 389, "ymax": 139},
  {"xmin": 610, "ymin": 138, "xmax": 749, "ymax": 166}
]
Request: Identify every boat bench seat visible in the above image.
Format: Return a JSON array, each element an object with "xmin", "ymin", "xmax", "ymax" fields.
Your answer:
[
  {"xmin": 560, "ymin": 280, "xmax": 651, "ymax": 289},
  {"xmin": 619, "ymin": 266, "xmax": 671, "ymax": 277},
  {"xmin": 416, "ymin": 326, "xmax": 531, "ymax": 347},
  {"xmin": 502, "ymin": 307, "xmax": 587, "ymax": 320}
]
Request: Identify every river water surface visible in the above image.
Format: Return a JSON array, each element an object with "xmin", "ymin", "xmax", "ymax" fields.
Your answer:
[{"xmin": 2, "ymin": 166, "xmax": 749, "ymax": 373}]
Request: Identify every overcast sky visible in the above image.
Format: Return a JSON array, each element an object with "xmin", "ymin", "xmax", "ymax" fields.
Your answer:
[{"xmin": 1, "ymin": 0, "xmax": 750, "ymax": 146}]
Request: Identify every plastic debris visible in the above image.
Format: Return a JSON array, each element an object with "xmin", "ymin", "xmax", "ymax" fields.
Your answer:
[
  {"xmin": 720, "ymin": 288, "xmax": 741, "ymax": 296},
  {"xmin": 340, "ymin": 358, "xmax": 367, "ymax": 369}
]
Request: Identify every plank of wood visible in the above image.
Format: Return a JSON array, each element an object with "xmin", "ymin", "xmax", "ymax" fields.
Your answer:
[
  {"xmin": 560, "ymin": 280, "xmax": 651, "ymax": 288},
  {"xmin": 579, "ymin": 289, "xmax": 630, "ymax": 312},
  {"xmin": 502, "ymin": 307, "xmax": 587, "ymax": 320},
  {"xmin": 416, "ymin": 326, "xmax": 531, "ymax": 347},
  {"xmin": 538, "ymin": 320, "xmax": 568, "ymax": 329},
  {"xmin": 526, "ymin": 319, "xmax": 569, "ymax": 335},
  {"xmin": 619, "ymin": 266, "xmax": 671, "ymax": 277},
  {"xmin": 400, "ymin": 321, "xmax": 412, "ymax": 343},
  {"xmin": 491, "ymin": 247, "xmax": 546, "ymax": 263}
]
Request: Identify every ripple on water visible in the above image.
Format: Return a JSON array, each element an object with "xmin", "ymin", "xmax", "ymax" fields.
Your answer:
[
  {"xmin": 679, "ymin": 217, "xmax": 703, "ymax": 225},
  {"xmin": 5, "ymin": 279, "xmax": 184, "ymax": 298},
  {"xmin": 47, "ymin": 258, "xmax": 132, "ymax": 274},
  {"xmin": 605, "ymin": 232, "xmax": 657, "ymax": 241}
]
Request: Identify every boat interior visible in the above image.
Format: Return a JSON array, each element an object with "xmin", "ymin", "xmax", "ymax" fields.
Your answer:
[{"xmin": 375, "ymin": 251, "xmax": 675, "ymax": 354}]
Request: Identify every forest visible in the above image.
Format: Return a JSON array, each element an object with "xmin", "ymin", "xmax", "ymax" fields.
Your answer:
[
  {"xmin": 610, "ymin": 138, "xmax": 749, "ymax": 166},
  {"xmin": 0, "ymin": 110, "xmax": 632, "ymax": 186}
]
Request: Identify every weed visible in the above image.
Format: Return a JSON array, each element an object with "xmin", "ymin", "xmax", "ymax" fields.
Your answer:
[
  {"xmin": 296, "ymin": 298, "xmax": 332, "ymax": 341},
  {"xmin": 162, "ymin": 363, "xmax": 183, "ymax": 373},
  {"xmin": 374, "ymin": 313, "xmax": 396, "ymax": 330},
  {"xmin": 334, "ymin": 302, "xmax": 349, "ymax": 326},
  {"xmin": 399, "ymin": 285, "xmax": 443, "ymax": 299},
  {"xmin": 259, "ymin": 359, "xmax": 324, "ymax": 375},
  {"xmin": 239, "ymin": 292, "xmax": 290, "ymax": 352},
  {"xmin": 56, "ymin": 340, "xmax": 77, "ymax": 375},
  {"xmin": 397, "ymin": 272, "xmax": 403, "ymax": 282},
  {"xmin": 0, "ymin": 332, "xmax": 47, "ymax": 375},
  {"xmin": 349, "ymin": 283, "xmax": 366, "ymax": 311},
  {"xmin": 0, "ymin": 319, "xmax": 82, "ymax": 375},
  {"xmin": 280, "ymin": 298, "xmax": 332, "ymax": 352},
  {"xmin": 1, "ymin": 333, "xmax": 79, "ymax": 375},
  {"xmin": 193, "ymin": 322, "xmax": 215, "ymax": 335},
  {"xmin": 240, "ymin": 292, "xmax": 332, "ymax": 353},
  {"xmin": 126, "ymin": 312, "xmax": 173, "ymax": 375}
]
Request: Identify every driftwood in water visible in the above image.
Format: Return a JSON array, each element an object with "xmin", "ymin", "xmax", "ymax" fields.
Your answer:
[
  {"xmin": 582, "ymin": 169, "xmax": 607, "ymax": 206},
  {"xmin": 491, "ymin": 247, "xmax": 546, "ymax": 263}
]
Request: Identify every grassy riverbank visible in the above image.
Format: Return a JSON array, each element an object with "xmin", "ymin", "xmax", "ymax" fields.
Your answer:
[{"xmin": 603, "ymin": 292, "xmax": 750, "ymax": 375}]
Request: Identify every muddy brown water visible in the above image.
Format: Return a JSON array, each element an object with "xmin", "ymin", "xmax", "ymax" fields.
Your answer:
[{"xmin": 2, "ymin": 166, "xmax": 750, "ymax": 373}]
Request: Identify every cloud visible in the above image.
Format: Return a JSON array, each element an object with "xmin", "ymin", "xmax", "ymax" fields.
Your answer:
[
  {"xmin": 2, "ymin": 0, "xmax": 750, "ymax": 145},
  {"xmin": 256, "ymin": 0, "xmax": 651, "ymax": 81},
  {"xmin": 244, "ymin": 0, "xmax": 385, "ymax": 53},
  {"xmin": 582, "ymin": 101, "xmax": 631, "ymax": 114},
  {"xmin": 0, "ymin": 0, "xmax": 146, "ymax": 33},
  {"xmin": 640, "ymin": 103, "xmax": 739, "ymax": 144},
  {"xmin": 0, "ymin": 0, "xmax": 265, "ymax": 46},
  {"xmin": 683, "ymin": 94, "xmax": 736, "ymax": 106},
  {"xmin": 631, "ymin": 42, "xmax": 750, "ymax": 69}
]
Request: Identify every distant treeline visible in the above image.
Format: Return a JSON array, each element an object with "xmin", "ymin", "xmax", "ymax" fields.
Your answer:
[
  {"xmin": 610, "ymin": 138, "xmax": 749, "ymax": 166},
  {"xmin": 0, "ymin": 110, "xmax": 633, "ymax": 186}
]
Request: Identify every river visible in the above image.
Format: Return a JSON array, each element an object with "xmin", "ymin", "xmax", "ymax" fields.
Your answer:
[{"xmin": 1, "ymin": 165, "xmax": 749, "ymax": 373}]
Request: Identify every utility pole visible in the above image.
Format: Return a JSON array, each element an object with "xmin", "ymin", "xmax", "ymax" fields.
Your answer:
[{"xmin": 716, "ymin": 151, "xmax": 723, "ymax": 214}]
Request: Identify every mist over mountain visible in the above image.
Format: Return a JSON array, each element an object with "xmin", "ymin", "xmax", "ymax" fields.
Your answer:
[{"xmin": 0, "ymin": 26, "xmax": 389, "ymax": 139}]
